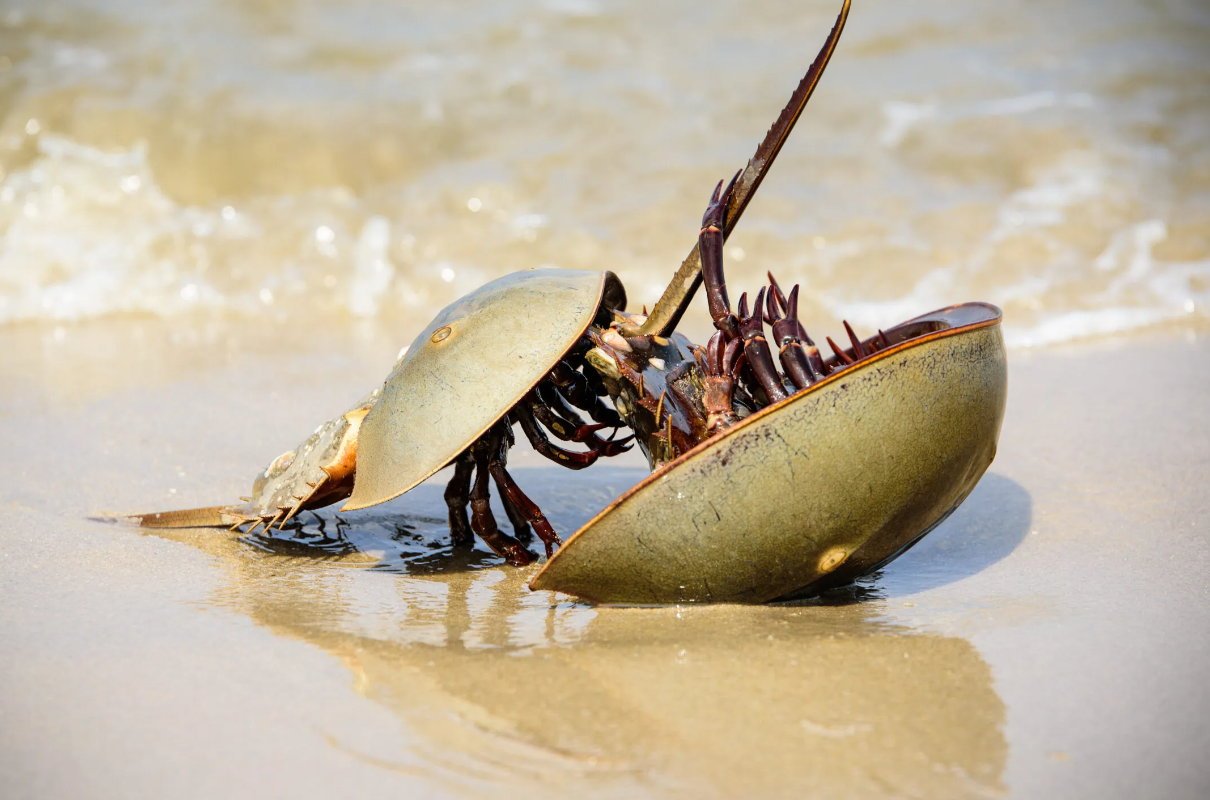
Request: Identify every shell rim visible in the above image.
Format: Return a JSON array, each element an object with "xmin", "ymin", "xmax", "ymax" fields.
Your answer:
[
  {"xmin": 341, "ymin": 270, "xmax": 611, "ymax": 512},
  {"xmin": 530, "ymin": 300, "xmax": 1003, "ymax": 592}
]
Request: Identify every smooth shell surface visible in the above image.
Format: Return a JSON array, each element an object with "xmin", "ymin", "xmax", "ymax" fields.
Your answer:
[
  {"xmin": 344, "ymin": 269, "xmax": 613, "ymax": 511},
  {"xmin": 530, "ymin": 303, "xmax": 1006, "ymax": 604}
]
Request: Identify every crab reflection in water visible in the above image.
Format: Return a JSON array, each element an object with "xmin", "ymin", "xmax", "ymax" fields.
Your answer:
[{"xmin": 147, "ymin": 477, "xmax": 1009, "ymax": 799}]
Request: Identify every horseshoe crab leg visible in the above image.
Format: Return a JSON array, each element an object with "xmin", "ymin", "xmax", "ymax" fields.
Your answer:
[
  {"xmin": 700, "ymin": 172, "xmax": 742, "ymax": 340},
  {"xmin": 487, "ymin": 459, "xmax": 562, "ymax": 558},
  {"xmin": 574, "ymin": 349, "xmax": 612, "ymax": 400},
  {"xmin": 766, "ymin": 283, "xmax": 825, "ymax": 389},
  {"xmin": 537, "ymin": 381, "xmax": 589, "ymax": 427},
  {"xmin": 444, "ymin": 450, "xmax": 476, "ymax": 547},
  {"xmin": 514, "ymin": 403, "xmax": 635, "ymax": 468},
  {"xmin": 524, "ymin": 390, "xmax": 607, "ymax": 443},
  {"xmin": 514, "ymin": 404, "xmax": 602, "ymax": 469},
  {"xmin": 469, "ymin": 425, "xmax": 535, "ymax": 566},
  {"xmin": 548, "ymin": 361, "xmax": 624, "ymax": 428},
  {"xmin": 625, "ymin": 0, "xmax": 852, "ymax": 338},
  {"xmin": 771, "ymin": 268, "xmax": 876, "ymax": 372},
  {"xmin": 701, "ymin": 332, "xmax": 743, "ymax": 432},
  {"xmin": 767, "ymin": 272, "xmax": 818, "ymax": 352},
  {"xmin": 489, "ymin": 423, "xmax": 535, "ymax": 544},
  {"xmin": 738, "ymin": 287, "xmax": 791, "ymax": 404},
  {"xmin": 499, "ymin": 493, "xmax": 534, "ymax": 543}
]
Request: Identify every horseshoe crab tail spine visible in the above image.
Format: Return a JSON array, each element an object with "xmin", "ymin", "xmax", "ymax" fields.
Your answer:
[
  {"xmin": 100, "ymin": 506, "xmax": 236, "ymax": 529},
  {"xmin": 627, "ymin": 0, "xmax": 852, "ymax": 338}
]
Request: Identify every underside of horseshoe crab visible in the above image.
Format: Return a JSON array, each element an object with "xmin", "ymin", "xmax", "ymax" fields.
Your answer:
[
  {"xmin": 532, "ymin": 301, "xmax": 1006, "ymax": 604},
  {"xmin": 115, "ymin": 0, "xmax": 1007, "ymax": 604}
]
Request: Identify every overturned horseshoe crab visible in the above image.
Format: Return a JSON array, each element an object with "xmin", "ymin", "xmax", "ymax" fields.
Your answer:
[{"xmin": 118, "ymin": 0, "xmax": 1007, "ymax": 604}]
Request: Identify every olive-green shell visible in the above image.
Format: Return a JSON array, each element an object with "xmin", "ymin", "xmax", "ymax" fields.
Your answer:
[
  {"xmin": 530, "ymin": 303, "xmax": 1006, "ymax": 604},
  {"xmin": 344, "ymin": 269, "xmax": 617, "ymax": 511}
]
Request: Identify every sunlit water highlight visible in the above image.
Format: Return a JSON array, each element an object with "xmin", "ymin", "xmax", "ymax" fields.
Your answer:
[{"xmin": 1, "ymin": 0, "xmax": 1208, "ymax": 349}]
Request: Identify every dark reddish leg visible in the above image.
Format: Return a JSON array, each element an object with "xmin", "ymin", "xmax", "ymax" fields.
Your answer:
[
  {"xmin": 702, "ymin": 331, "xmax": 743, "ymax": 432},
  {"xmin": 768, "ymin": 275, "xmax": 827, "ymax": 374},
  {"xmin": 766, "ymin": 283, "xmax": 826, "ymax": 389},
  {"xmin": 525, "ymin": 391, "xmax": 606, "ymax": 443},
  {"xmin": 767, "ymin": 271, "xmax": 789, "ymax": 313},
  {"xmin": 443, "ymin": 451, "xmax": 475, "ymax": 547},
  {"xmin": 700, "ymin": 172, "xmax": 742, "ymax": 340},
  {"xmin": 487, "ymin": 459, "xmax": 562, "ymax": 558},
  {"xmin": 738, "ymin": 287, "xmax": 790, "ymax": 404},
  {"xmin": 768, "ymin": 273, "xmax": 810, "ymax": 344},
  {"xmin": 525, "ymin": 391, "xmax": 631, "ymax": 456},
  {"xmin": 468, "ymin": 426, "xmax": 535, "ymax": 566},
  {"xmin": 491, "ymin": 424, "xmax": 532, "ymax": 541},
  {"xmin": 499, "ymin": 492, "xmax": 533, "ymax": 543},
  {"xmin": 538, "ymin": 381, "xmax": 587, "ymax": 427},
  {"xmin": 548, "ymin": 362, "xmax": 624, "ymax": 428},
  {"xmin": 514, "ymin": 404, "xmax": 600, "ymax": 469}
]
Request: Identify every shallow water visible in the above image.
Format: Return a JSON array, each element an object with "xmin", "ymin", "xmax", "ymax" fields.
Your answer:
[
  {"xmin": 3, "ymin": 2, "xmax": 1210, "ymax": 798},
  {"xmin": 1, "ymin": 0, "xmax": 1208, "ymax": 348},
  {"xmin": 2, "ymin": 328, "xmax": 1209, "ymax": 798}
]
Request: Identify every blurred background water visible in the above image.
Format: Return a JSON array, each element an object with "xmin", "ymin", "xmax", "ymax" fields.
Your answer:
[{"xmin": 0, "ymin": 0, "xmax": 1207, "ymax": 349}]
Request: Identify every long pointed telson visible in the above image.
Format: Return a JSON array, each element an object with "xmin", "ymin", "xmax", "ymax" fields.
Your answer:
[{"xmin": 624, "ymin": 0, "xmax": 851, "ymax": 338}]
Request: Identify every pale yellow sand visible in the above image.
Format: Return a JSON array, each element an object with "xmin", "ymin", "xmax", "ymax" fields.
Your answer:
[{"xmin": 1, "ymin": 321, "xmax": 1207, "ymax": 799}]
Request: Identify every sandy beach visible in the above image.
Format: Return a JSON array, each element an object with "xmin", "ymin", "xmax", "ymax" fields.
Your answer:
[
  {"xmin": 1, "ymin": 321, "xmax": 1207, "ymax": 799},
  {"xmin": 3, "ymin": 0, "xmax": 1210, "ymax": 796}
]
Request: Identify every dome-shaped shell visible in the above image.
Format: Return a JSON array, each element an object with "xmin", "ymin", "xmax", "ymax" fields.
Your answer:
[
  {"xmin": 530, "ymin": 303, "xmax": 1006, "ymax": 604},
  {"xmin": 344, "ymin": 269, "xmax": 623, "ymax": 511}
]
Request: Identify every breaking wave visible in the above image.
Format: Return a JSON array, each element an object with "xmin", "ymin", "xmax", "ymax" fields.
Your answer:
[{"xmin": 2, "ymin": 0, "xmax": 1208, "ymax": 350}]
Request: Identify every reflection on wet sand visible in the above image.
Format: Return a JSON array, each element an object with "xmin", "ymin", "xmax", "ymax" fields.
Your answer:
[{"xmin": 151, "ymin": 509, "xmax": 1007, "ymax": 799}]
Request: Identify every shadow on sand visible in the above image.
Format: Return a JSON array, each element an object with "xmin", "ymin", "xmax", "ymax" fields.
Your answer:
[
  {"xmin": 226, "ymin": 467, "xmax": 1031, "ymax": 603},
  {"xmin": 133, "ymin": 466, "xmax": 1022, "ymax": 796},
  {"xmin": 145, "ymin": 522, "xmax": 1009, "ymax": 799},
  {"xmin": 872, "ymin": 472, "xmax": 1033, "ymax": 597}
]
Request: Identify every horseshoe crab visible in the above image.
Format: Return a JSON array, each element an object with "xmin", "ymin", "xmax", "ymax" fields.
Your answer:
[{"xmin": 118, "ymin": 0, "xmax": 1008, "ymax": 604}]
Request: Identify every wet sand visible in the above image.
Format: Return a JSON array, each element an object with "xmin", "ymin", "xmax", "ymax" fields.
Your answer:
[{"xmin": 1, "ymin": 322, "xmax": 1207, "ymax": 799}]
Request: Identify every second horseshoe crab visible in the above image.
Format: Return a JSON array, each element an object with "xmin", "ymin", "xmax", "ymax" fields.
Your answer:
[{"xmin": 117, "ymin": 0, "xmax": 1007, "ymax": 604}]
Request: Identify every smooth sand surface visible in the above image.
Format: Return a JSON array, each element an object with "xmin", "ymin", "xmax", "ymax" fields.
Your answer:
[{"xmin": 1, "ymin": 323, "xmax": 1207, "ymax": 799}]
